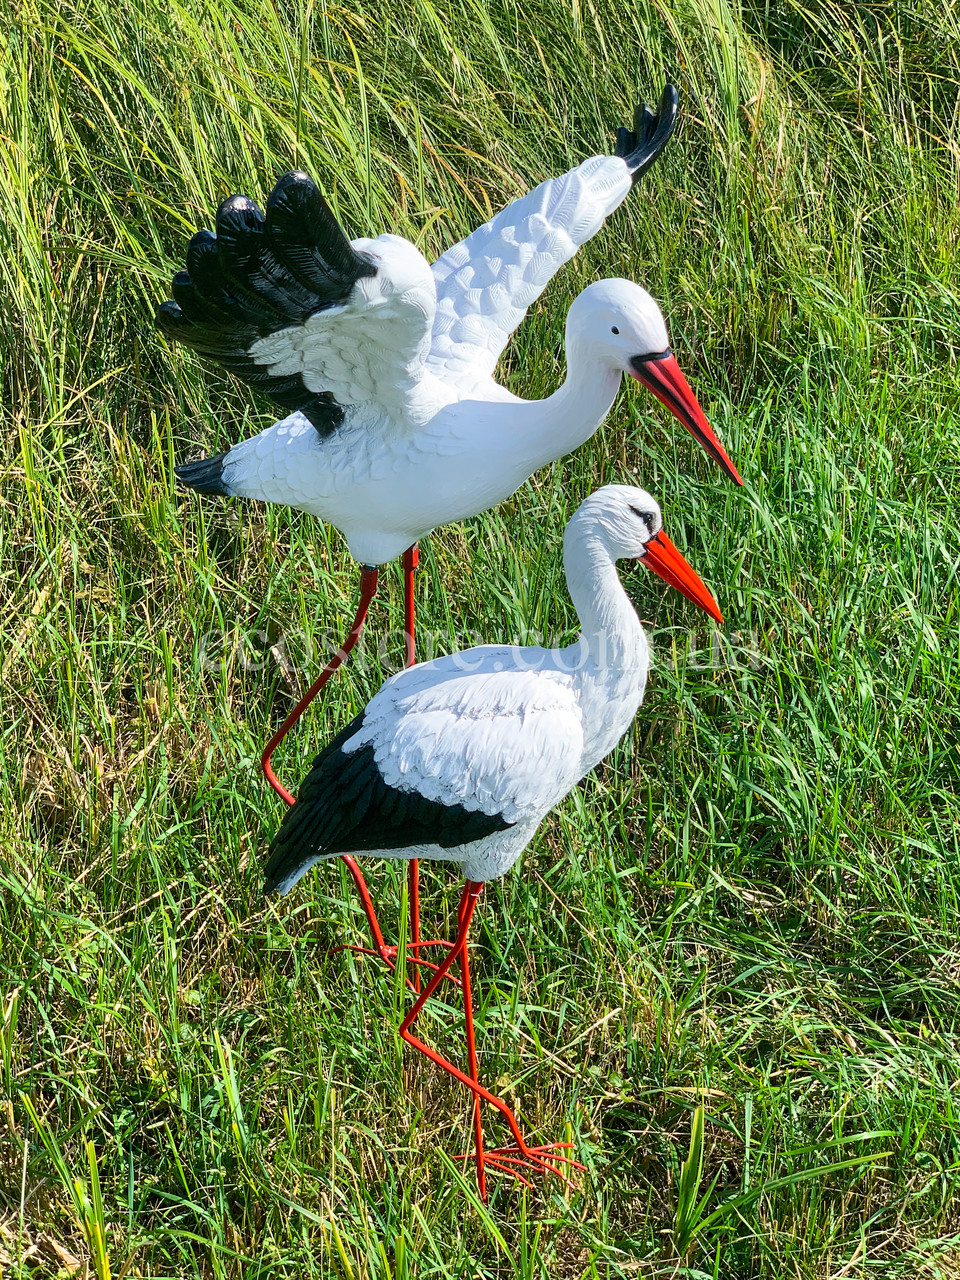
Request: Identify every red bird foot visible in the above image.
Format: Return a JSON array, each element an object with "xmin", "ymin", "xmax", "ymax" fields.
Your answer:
[{"xmin": 456, "ymin": 1141, "xmax": 585, "ymax": 1196}]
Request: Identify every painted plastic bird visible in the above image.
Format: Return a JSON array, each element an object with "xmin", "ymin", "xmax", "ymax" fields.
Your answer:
[
  {"xmin": 159, "ymin": 89, "xmax": 739, "ymax": 579},
  {"xmin": 263, "ymin": 484, "xmax": 723, "ymax": 1199}
]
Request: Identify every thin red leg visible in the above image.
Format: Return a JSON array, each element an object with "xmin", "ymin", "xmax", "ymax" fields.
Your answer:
[
  {"xmin": 408, "ymin": 858, "xmax": 421, "ymax": 993},
  {"xmin": 402, "ymin": 543, "xmax": 418, "ymax": 669},
  {"xmin": 261, "ymin": 566, "xmax": 396, "ymax": 967},
  {"xmin": 330, "ymin": 857, "xmax": 456, "ymax": 991},
  {"xmin": 402, "ymin": 544, "xmax": 420, "ymax": 991},
  {"xmin": 339, "ymin": 855, "xmax": 389, "ymax": 955},
  {"xmin": 262, "ymin": 566, "xmax": 379, "ymax": 806},
  {"xmin": 459, "ymin": 896, "xmax": 486, "ymax": 1201},
  {"xmin": 398, "ymin": 881, "xmax": 584, "ymax": 1200},
  {"xmin": 277, "ymin": 551, "xmax": 431, "ymax": 991}
]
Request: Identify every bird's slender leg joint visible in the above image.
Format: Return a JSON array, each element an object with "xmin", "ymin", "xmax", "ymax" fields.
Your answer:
[
  {"xmin": 399, "ymin": 881, "xmax": 585, "ymax": 1201},
  {"xmin": 338, "ymin": 855, "xmax": 390, "ymax": 957}
]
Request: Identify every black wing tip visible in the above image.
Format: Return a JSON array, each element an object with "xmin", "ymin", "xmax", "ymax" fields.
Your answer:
[
  {"xmin": 265, "ymin": 170, "xmax": 325, "ymax": 222},
  {"xmin": 261, "ymin": 843, "xmax": 314, "ymax": 896},
  {"xmin": 262, "ymin": 868, "xmax": 286, "ymax": 896},
  {"xmin": 217, "ymin": 191, "xmax": 262, "ymax": 214},
  {"xmin": 615, "ymin": 81, "xmax": 679, "ymax": 182},
  {"xmin": 156, "ymin": 169, "xmax": 373, "ymax": 421},
  {"xmin": 174, "ymin": 450, "xmax": 231, "ymax": 496},
  {"xmin": 216, "ymin": 193, "xmax": 266, "ymax": 233}
]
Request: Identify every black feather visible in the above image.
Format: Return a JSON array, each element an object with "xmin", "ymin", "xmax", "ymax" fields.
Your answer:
[
  {"xmin": 263, "ymin": 712, "xmax": 513, "ymax": 895},
  {"xmin": 266, "ymin": 172, "xmax": 376, "ymax": 297},
  {"xmin": 213, "ymin": 196, "xmax": 298, "ymax": 324},
  {"xmin": 215, "ymin": 198, "xmax": 319, "ymax": 317},
  {"xmin": 175, "ymin": 451, "xmax": 231, "ymax": 496},
  {"xmin": 184, "ymin": 230, "xmax": 266, "ymax": 333},
  {"xmin": 156, "ymin": 171, "xmax": 375, "ymax": 436},
  {"xmin": 614, "ymin": 83, "xmax": 678, "ymax": 185}
]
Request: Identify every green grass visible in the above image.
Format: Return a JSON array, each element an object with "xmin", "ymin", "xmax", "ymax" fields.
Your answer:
[{"xmin": 2, "ymin": 0, "xmax": 960, "ymax": 1274}]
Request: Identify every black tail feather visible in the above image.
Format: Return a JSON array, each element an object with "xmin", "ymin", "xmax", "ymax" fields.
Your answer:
[{"xmin": 175, "ymin": 451, "xmax": 231, "ymax": 496}]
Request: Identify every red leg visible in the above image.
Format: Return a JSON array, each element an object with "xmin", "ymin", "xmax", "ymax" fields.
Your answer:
[
  {"xmin": 402, "ymin": 544, "xmax": 420, "ymax": 990},
  {"xmin": 402, "ymin": 542, "xmax": 418, "ymax": 668},
  {"xmin": 399, "ymin": 881, "xmax": 585, "ymax": 1201},
  {"xmin": 262, "ymin": 551, "xmax": 450, "ymax": 1001},
  {"xmin": 459, "ymin": 896, "xmax": 486, "ymax": 1200},
  {"xmin": 261, "ymin": 566, "xmax": 396, "ymax": 967},
  {"xmin": 336, "ymin": 547, "xmax": 427, "ymax": 990},
  {"xmin": 262, "ymin": 565, "xmax": 379, "ymax": 806},
  {"xmin": 339, "ymin": 855, "xmax": 389, "ymax": 955},
  {"xmin": 408, "ymin": 858, "xmax": 421, "ymax": 993}
]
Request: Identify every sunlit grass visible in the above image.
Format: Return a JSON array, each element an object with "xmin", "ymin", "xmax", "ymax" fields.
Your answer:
[{"xmin": 2, "ymin": 0, "xmax": 960, "ymax": 1275}]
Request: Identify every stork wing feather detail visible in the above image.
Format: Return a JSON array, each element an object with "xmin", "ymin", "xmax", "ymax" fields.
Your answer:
[
  {"xmin": 264, "ymin": 655, "xmax": 585, "ymax": 893},
  {"xmin": 351, "ymin": 657, "xmax": 585, "ymax": 823},
  {"xmin": 427, "ymin": 85, "xmax": 678, "ymax": 391},
  {"xmin": 156, "ymin": 172, "xmax": 437, "ymax": 435}
]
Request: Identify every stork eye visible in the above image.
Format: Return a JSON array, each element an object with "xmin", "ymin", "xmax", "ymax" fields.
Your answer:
[
  {"xmin": 628, "ymin": 503, "xmax": 655, "ymax": 534},
  {"xmin": 611, "ymin": 326, "xmax": 620, "ymax": 335}
]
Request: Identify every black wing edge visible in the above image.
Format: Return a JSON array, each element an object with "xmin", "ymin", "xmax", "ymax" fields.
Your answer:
[
  {"xmin": 156, "ymin": 172, "xmax": 376, "ymax": 437},
  {"xmin": 614, "ymin": 83, "xmax": 679, "ymax": 185},
  {"xmin": 263, "ymin": 711, "xmax": 513, "ymax": 896}
]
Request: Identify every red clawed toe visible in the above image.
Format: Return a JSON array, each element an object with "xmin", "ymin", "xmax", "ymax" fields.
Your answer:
[{"xmin": 455, "ymin": 1142, "xmax": 585, "ymax": 1192}]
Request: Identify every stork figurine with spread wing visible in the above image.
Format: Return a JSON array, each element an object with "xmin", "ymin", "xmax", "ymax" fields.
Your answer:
[{"xmin": 264, "ymin": 484, "xmax": 723, "ymax": 1198}]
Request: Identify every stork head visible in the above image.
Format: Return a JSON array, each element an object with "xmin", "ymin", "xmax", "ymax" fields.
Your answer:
[
  {"xmin": 567, "ymin": 280, "xmax": 743, "ymax": 486},
  {"xmin": 570, "ymin": 485, "xmax": 723, "ymax": 623}
]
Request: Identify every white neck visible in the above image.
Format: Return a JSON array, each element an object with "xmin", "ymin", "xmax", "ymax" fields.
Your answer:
[
  {"xmin": 562, "ymin": 523, "xmax": 646, "ymax": 670},
  {"xmin": 508, "ymin": 340, "xmax": 623, "ymax": 473},
  {"xmin": 556, "ymin": 519, "xmax": 650, "ymax": 766}
]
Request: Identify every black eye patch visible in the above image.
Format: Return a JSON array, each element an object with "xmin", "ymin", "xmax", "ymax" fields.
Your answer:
[{"xmin": 628, "ymin": 503, "xmax": 656, "ymax": 535}]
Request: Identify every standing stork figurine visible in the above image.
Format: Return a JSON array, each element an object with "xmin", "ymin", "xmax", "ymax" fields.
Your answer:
[
  {"xmin": 263, "ymin": 485, "xmax": 724, "ymax": 1199},
  {"xmin": 158, "ymin": 82, "xmax": 741, "ymax": 976}
]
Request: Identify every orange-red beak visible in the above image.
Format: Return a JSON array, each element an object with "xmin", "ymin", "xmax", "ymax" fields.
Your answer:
[
  {"xmin": 640, "ymin": 530, "xmax": 723, "ymax": 624},
  {"xmin": 630, "ymin": 350, "xmax": 743, "ymax": 486}
]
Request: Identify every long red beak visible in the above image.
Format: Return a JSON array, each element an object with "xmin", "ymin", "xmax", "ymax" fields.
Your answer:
[
  {"xmin": 640, "ymin": 530, "xmax": 723, "ymax": 624},
  {"xmin": 630, "ymin": 351, "xmax": 743, "ymax": 486}
]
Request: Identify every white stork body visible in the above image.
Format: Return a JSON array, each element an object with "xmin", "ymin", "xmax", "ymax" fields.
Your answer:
[
  {"xmin": 264, "ymin": 485, "xmax": 722, "ymax": 889},
  {"xmin": 160, "ymin": 86, "xmax": 742, "ymax": 566}
]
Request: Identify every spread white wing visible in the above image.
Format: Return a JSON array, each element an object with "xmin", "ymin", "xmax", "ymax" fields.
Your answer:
[
  {"xmin": 427, "ymin": 85, "xmax": 677, "ymax": 391},
  {"xmin": 157, "ymin": 172, "xmax": 437, "ymax": 435}
]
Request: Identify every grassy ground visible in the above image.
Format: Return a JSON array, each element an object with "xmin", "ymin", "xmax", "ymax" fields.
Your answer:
[{"xmin": 3, "ymin": 0, "xmax": 960, "ymax": 1274}]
